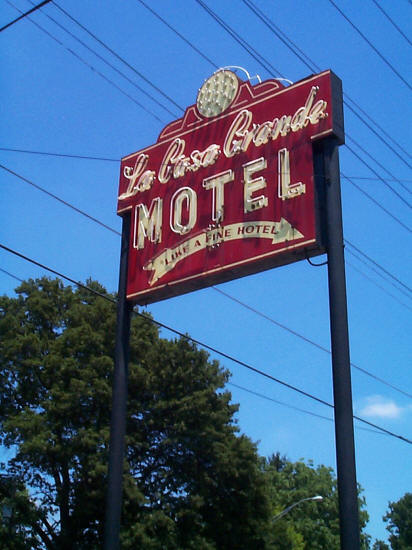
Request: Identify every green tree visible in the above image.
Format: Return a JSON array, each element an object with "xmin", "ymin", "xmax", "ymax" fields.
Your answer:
[
  {"xmin": 0, "ymin": 475, "xmax": 44, "ymax": 549},
  {"xmin": 0, "ymin": 277, "xmax": 271, "ymax": 549},
  {"xmin": 261, "ymin": 453, "xmax": 370, "ymax": 549},
  {"xmin": 372, "ymin": 540, "xmax": 390, "ymax": 550},
  {"xmin": 383, "ymin": 493, "xmax": 412, "ymax": 549}
]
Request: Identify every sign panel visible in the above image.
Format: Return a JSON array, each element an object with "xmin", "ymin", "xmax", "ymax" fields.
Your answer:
[{"xmin": 118, "ymin": 70, "xmax": 344, "ymax": 304}]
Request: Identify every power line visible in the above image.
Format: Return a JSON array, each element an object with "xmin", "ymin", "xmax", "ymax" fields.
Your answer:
[
  {"xmin": 371, "ymin": 0, "xmax": 412, "ymax": 48},
  {"xmin": 3, "ymin": 156, "xmax": 409, "ymax": 303},
  {"xmin": 0, "ymin": 261, "xmax": 397, "ymax": 436},
  {"xmin": 194, "ymin": 0, "xmax": 412, "ymax": 213},
  {"xmin": 23, "ymin": 0, "xmax": 412, "ymax": 214},
  {"xmin": 229, "ymin": 381, "xmax": 335, "ymax": 424},
  {"xmin": 229, "ymin": 382, "xmax": 386, "ymax": 436},
  {"xmin": 343, "ymin": 173, "xmax": 412, "ymax": 234},
  {"xmin": 346, "ymin": 248, "xmax": 412, "ymax": 301},
  {"xmin": 345, "ymin": 258, "xmax": 412, "ymax": 312},
  {"xmin": 13, "ymin": 0, "xmax": 412, "ymax": 205},
  {"xmin": 212, "ymin": 287, "xmax": 412, "ymax": 399},
  {"xmin": 6, "ymin": 0, "xmax": 166, "ymax": 124},
  {"xmin": 1, "ymin": 146, "xmax": 411, "ymax": 195},
  {"xmin": 241, "ymin": 0, "xmax": 412, "ymax": 168},
  {"xmin": 0, "ymin": 242, "xmax": 332, "ymax": 412},
  {"xmin": 343, "ymin": 94, "xmax": 412, "ymax": 171},
  {"xmin": 328, "ymin": 0, "xmax": 412, "ymax": 92},
  {"xmin": 345, "ymin": 247, "xmax": 412, "ymax": 303},
  {"xmin": 0, "ymin": 147, "xmax": 119, "ymax": 162},
  {"xmin": 136, "ymin": 0, "xmax": 218, "ymax": 70},
  {"xmin": 0, "ymin": 262, "xmax": 388, "ymax": 438},
  {"xmin": 52, "ymin": 1, "xmax": 185, "ymax": 114},
  {"xmin": 345, "ymin": 239, "xmax": 412, "ymax": 294},
  {"xmin": 25, "ymin": 0, "xmax": 178, "ymax": 119},
  {"xmin": 0, "ymin": 267, "xmax": 24, "ymax": 282},
  {"xmin": 1, "ymin": 242, "xmax": 410, "ymax": 445},
  {"xmin": 4, "ymin": 0, "xmax": 410, "ymax": 406},
  {"xmin": 241, "ymin": 0, "xmax": 316, "ymax": 73},
  {"xmin": 0, "ymin": 164, "xmax": 121, "ymax": 236},
  {"xmin": 341, "ymin": 175, "xmax": 412, "ymax": 202},
  {"xmin": 194, "ymin": 0, "xmax": 284, "ymax": 78},
  {"xmin": 344, "ymin": 140, "xmax": 412, "ymax": 210},
  {"xmin": 0, "ymin": 0, "xmax": 52, "ymax": 32},
  {"xmin": 3, "ymin": 161, "xmax": 410, "ymax": 398},
  {"xmin": 2, "ymin": 4, "xmax": 408, "ymax": 450},
  {"xmin": 343, "ymin": 176, "xmax": 412, "ymax": 185}
]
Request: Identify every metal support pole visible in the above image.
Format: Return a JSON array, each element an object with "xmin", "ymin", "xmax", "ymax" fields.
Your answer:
[
  {"xmin": 104, "ymin": 213, "xmax": 132, "ymax": 550},
  {"xmin": 324, "ymin": 139, "xmax": 360, "ymax": 550}
]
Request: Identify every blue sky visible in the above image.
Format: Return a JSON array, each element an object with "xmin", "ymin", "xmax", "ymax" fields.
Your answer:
[{"xmin": 1, "ymin": 0, "xmax": 411, "ymax": 544}]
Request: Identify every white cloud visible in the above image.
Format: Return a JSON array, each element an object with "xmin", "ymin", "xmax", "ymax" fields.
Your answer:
[{"xmin": 358, "ymin": 395, "xmax": 406, "ymax": 419}]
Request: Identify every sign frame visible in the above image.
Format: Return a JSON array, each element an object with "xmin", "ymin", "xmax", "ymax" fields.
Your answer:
[{"xmin": 117, "ymin": 70, "xmax": 344, "ymax": 305}]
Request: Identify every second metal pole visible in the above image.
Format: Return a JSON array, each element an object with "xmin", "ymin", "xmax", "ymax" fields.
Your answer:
[{"xmin": 323, "ymin": 139, "xmax": 360, "ymax": 550}]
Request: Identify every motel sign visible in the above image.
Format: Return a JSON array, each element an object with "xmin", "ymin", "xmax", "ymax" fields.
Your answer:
[{"xmin": 117, "ymin": 69, "xmax": 344, "ymax": 304}]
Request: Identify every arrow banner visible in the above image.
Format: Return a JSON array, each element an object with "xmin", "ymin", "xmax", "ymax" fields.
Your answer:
[{"xmin": 143, "ymin": 218, "xmax": 303, "ymax": 285}]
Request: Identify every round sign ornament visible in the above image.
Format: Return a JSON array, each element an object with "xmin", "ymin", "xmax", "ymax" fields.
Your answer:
[{"xmin": 196, "ymin": 69, "xmax": 239, "ymax": 118}]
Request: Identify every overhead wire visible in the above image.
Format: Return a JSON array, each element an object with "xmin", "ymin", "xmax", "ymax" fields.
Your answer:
[
  {"xmin": 346, "ymin": 248, "xmax": 412, "ymax": 301},
  {"xmin": 2, "ymin": 162, "xmax": 410, "ymax": 396},
  {"xmin": 345, "ymin": 259, "xmax": 412, "ymax": 312},
  {"xmin": 343, "ymin": 139, "xmax": 411, "ymax": 211},
  {"xmin": 130, "ymin": 0, "xmax": 412, "ymax": 232},
  {"xmin": 345, "ymin": 136, "xmax": 412, "ymax": 198},
  {"xmin": 0, "ymin": 264, "xmax": 369, "ymax": 430},
  {"xmin": 342, "ymin": 174, "xmax": 411, "ymax": 234},
  {"xmin": 25, "ymin": 0, "xmax": 178, "ymax": 119},
  {"xmin": 0, "ymin": 262, "xmax": 387, "ymax": 439},
  {"xmin": 1, "ymin": 146, "xmax": 411, "ymax": 194},
  {"xmin": 229, "ymin": 382, "xmax": 387, "ymax": 436},
  {"xmin": 327, "ymin": 0, "xmax": 412, "ymax": 92},
  {"xmin": 2, "ymin": 155, "xmax": 409, "ymax": 305},
  {"xmin": 0, "ymin": 164, "xmax": 121, "ymax": 236},
  {"xmin": 18, "ymin": 0, "xmax": 412, "ymax": 193},
  {"xmin": 136, "ymin": 0, "xmax": 218, "ymax": 70},
  {"xmin": 27, "ymin": 0, "xmax": 412, "ymax": 212},
  {"xmin": 2, "ymin": 0, "xmax": 410, "ymax": 432},
  {"xmin": 0, "ymin": 147, "xmax": 119, "ymax": 162},
  {"xmin": 0, "ymin": 267, "xmax": 24, "ymax": 283},
  {"xmin": 344, "ymin": 240, "xmax": 412, "ymax": 295},
  {"xmin": 5, "ymin": 0, "xmax": 166, "ymax": 124},
  {"xmin": 343, "ymin": 98, "xmax": 412, "ymax": 172},
  {"xmin": 4, "ymin": 1, "xmax": 410, "ymax": 350},
  {"xmin": 1, "ymin": 242, "xmax": 410, "ymax": 445},
  {"xmin": 192, "ymin": 0, "xmax": 412, "ymax": 221},
  {"xmin": 51, "ymin": 1, "xmax": 185, "ymax": 114},
  {"xmin": 342, "ymin": 176, "xmax": 412, "ymax": 185},
  {"xmin": 228, "ymin": 381, "xmax": 336, "ymax": 424},
  {"xmin": 194, "ymin": 0, "xmax": 283, "ymax": 78},
  {"xmin": 212, "ymin": 287, "xmax": 412, "ymax": 398},
  {"xmin": 0, "ymin": 263, "xmax": 394, "ymax": 436},
  {"xmin": 0, "ymin": 0, "xmax": 52, "ymax": 32},
  {"xmin": 371, "ymin": 0, "xmax": 412, "ymax": 48},
  {"xmin": 240, "ymin": 0, "xmax": 412, "ymax": 170}
]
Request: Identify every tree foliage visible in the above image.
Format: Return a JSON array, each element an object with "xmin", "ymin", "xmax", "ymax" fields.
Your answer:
[
  {"xmin": 0, "ymin": 278, "xmax": 271, "ymax": 549},
  {"xmin": 383, "ymin": 493, "xmax": 412, "ymax": 550},
  {"xmin": 261, "ymin": 453, "xmax": 370, "ymax": 549},
  {"xmin": 372, "ymin": 540, "xmax": 390, "ymax": 550},
  {"xmin": 0, "ymin": 277, "xmax": 375, "ymax": 549}
]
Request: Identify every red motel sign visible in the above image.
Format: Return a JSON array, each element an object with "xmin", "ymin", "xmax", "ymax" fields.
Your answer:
[{"xmin": 118, "ymin": 69, "xmax": 344, "ymax": 304}]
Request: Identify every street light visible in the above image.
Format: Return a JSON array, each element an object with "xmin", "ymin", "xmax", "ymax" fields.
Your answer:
[{"xmin": 272, "ymin": 495, "xmax": 323, "ymax": 522}]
